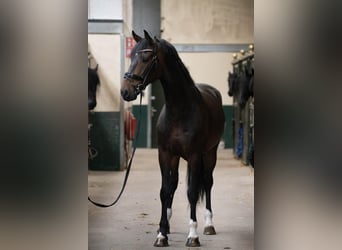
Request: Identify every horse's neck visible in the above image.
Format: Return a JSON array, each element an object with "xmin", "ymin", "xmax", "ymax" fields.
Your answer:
[{"xmin": 159, "ymin": 74, "xmax": 199, "ymax": 117}]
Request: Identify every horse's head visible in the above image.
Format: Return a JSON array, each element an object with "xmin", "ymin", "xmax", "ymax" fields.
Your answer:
[
  {"xmin": 88, "ymin": 64, "xmax": 100, "ymax": 110},
  {"xmin": 228, "ymin": 71, "xmax": 237, "ymax": 96},
  {"xmin": 247, "ymin": 62, "xmax": 254, "ymax": 98},
  {"xmin": 121, "ymin": 30, "xmax": 162, "ymax": 101},
  {"xmin": 236, "ymin": 71, "xmax": 252, "ymax": 108}
]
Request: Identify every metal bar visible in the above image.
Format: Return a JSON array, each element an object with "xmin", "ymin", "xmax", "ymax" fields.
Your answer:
[
  {"xmin": 88, "ymin": 19, "xmax": 123, "ymax": 23},
  {"xmin": 174, "ymin": 44, "xmax": 250, "ymax": 53},
  {"xmin": 232, "ymin": 53, "xmax": 254, "ymax": 65},
  {"xmin": 88, "ymin": 19, "xmax": 123, "ymax": 34}
]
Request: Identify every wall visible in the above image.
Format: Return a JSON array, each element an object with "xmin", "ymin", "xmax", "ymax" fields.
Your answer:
[
  {"xmin": 179, "ymin": 52, "xmax": 235, "ymax": 105},
  {"xmin": 88, "ymin": 34, "xmax": 122, "ymax": 111},
  {"xmin": 161, "ymin": 0, "xmax": 254, "ymax": 106},
  {"xmin": 161, "ymin": 0, "xmax": 253, "ymax": 44},
  {"xmin": 88, "ymin": 0, "xmax": 123, "ymax": 19}
]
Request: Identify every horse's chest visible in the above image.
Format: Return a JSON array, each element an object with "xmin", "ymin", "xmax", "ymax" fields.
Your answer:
[
  {"xmin": 169, "ymin": 127, "xmax": 189, "ymax": 143},
  {"xmin": 159, "ymin": 123, "xmax": 197, "ymax": 153},
  {"xmin": 169, "ymin": 129, "xmax": 190, "ymax": 154}
]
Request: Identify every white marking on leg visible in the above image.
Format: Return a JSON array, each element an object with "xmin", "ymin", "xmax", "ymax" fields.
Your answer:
[
  {"xmin": 157, "ymin": 232, "xmax": 165, "ymax": 239},
  {"xmin": 167, "ymin": 208, "xmax": 172, "ymax": 222},
  {"xmin": 188, "ymin": 219, "xmax": 198, "ymax": 238},
  {"xmin": 204, "ymin": 209, "xmax": 213, "ymax": 227}
]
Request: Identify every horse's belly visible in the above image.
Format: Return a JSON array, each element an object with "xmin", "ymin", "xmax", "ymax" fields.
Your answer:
[{"xmin": 165, "ymin": 133, "xmax": 217, "ymax": 160}]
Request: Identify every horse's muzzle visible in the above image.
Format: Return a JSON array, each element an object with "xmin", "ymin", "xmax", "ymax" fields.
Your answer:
[
  {"xmin": 121, "ymin": 77, "xmax": 143, "ymax": 101},
  {"xmin": 121, "ymin": 88, "xmax": 137, "ymax": 101},
  {"xmin": 88, "ymin": 98, "xmax": 97, "ymax": 110}
]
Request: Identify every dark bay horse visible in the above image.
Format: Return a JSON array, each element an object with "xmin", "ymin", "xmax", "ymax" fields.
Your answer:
[
  {"xmin": 121, "ymin": 30, "xmax": 225, "ymax": 247},
  {"xmin": 88, "ymin": 64, "xmax": 100, "ymax": 110},
  {"xmin": 228, "ymin": 71, "xmax": 238, "ymax": 97},
  {"xmin": 227, "ymin": 63, "xmax": 254, "ymax": 108}
]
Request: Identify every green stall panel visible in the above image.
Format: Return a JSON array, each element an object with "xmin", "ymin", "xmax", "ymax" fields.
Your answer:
[
  {"xmin": 88, "ymin": 112, "xmax": 122, "ymax": 171},
  {"xmin": 223, "ymin": 105, "xmax": 234, "ymax": 148},
  {"xmin": 132, "ymin": 105, "xmax": 148, "ymax": 148}
]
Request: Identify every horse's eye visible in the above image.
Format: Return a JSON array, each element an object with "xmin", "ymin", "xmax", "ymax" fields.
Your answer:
[{"xmin": 141, "ymin": 53, "xmax": 150, "ymax": 62}]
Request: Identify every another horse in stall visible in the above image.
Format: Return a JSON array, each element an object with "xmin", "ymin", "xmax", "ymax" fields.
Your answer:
[
  {"xmin": 88, "ymin": 64, "xmax": 100, "ymax": 110},
  {"xmin": 227, "ymin": 61, "xmax": 254, "ymax": 108},
  {"xmin": 121, "ymin": 30, "xmax": 225, "ymax": 247},
  {"xmin": 228, "ymin": 61, "xmax": 254, "ymax": 167},
  {"xmin": 248, "ymin": 69, "xmax": 254, "ymax": 98},
  {"xmin": 228, "ymin": 71, "xmax": 238, "ymax": 97}
]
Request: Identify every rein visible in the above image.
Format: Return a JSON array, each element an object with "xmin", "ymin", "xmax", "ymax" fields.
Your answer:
[
  {"xmin": 88, "ymin": 45, "xmax": 158, "ymax": 208},
  {"xmin": 88, "ymin": 94, "xmax": 143, "ymax": 208}
]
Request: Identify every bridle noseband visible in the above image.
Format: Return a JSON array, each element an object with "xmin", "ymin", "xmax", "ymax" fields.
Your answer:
[{"xmin": 124, "ymin": 47, "xmax": 158, "ymax": 95}]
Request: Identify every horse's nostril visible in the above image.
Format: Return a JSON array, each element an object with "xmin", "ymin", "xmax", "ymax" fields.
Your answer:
[{"xmin": 121, "ymin": 89, "xmax": 129, "ymax": 98}]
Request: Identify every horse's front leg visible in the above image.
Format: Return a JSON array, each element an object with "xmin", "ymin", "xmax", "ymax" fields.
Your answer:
[
  {"xmin": 166, "ymin": 158, "xmax": 179, "ymax": 232},
  {"xmin": 154, "ymin": 149, "xmax": 179, "ymax": 247}
]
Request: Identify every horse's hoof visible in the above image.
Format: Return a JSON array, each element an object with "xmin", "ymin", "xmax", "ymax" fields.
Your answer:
[
  {"xmin": 154, "ymin": 238, "xmax": 169, "ymax": 247},
  {"xmin": 203, "ymin": 225, "xmax": 216, "ymax": 235},
  {"xmin": 185, "ymin": 237, "xmax": 201, "ymax": 247},
  {"xmin": 157, "ymin": 228, "xmax": 170, "ymax": 234}
]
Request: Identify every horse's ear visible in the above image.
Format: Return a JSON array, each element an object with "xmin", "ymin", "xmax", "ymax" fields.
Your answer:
[
  {"xmin": 132, "ymin": 30, "xmax": 142, "ymax": 42},
  {"xmin": 144, "ymin": 30, "xmax": 154, "ymax": 45},
  {"xmin": 154, "ymin": 36, "xmax": 160, "ymax": 43}
]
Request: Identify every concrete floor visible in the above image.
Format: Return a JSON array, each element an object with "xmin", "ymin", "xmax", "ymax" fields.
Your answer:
[{"xmin": 88, "ymin": 149, "xmax": 254, "ymax": 250}]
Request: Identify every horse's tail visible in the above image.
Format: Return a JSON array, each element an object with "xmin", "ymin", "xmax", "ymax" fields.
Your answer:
[{"xmin": 186, "ymin": 158, "xmax": 206, "ymax": 203}]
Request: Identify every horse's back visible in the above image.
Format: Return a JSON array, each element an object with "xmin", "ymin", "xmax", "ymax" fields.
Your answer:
[
  {"xmin": 196, "ymin": 83, "xmax": 222, "ymax": 104},
  {"xmin": 196, "ymin": 83, "xmax": 224, "ymax": 119}
]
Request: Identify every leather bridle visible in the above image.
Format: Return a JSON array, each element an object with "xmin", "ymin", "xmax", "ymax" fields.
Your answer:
[{"xmin": 123, "ymin": 46, "xmax": 158, "ymax": 95}]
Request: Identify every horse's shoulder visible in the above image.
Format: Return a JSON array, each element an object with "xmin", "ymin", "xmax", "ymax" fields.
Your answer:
[{"xmin": 156, "ymin": 106, "xmax": 166, "ymax": 128}]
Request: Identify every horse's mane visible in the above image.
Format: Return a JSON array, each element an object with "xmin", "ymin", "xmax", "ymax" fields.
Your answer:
[{"xmin": 158, "ymin": 39, "xmax": 195, "ymax": 86}]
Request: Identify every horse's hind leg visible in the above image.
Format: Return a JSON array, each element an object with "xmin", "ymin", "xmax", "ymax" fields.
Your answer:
[
  {"xmin": 185, "ymin": 155, "xmax": 202, "ymax": 247},
  {"xmin": 154, "ymin": 149, "xmax": 179, "ymax": 247},
  {"xmin": 202, "ymin": 145, "xmax": 218, "ymax": 235}
]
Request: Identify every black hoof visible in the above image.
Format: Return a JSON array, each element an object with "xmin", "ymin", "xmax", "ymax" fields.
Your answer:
[
  {"xmin": 154, "ymin": 238, "xmax": 169, "ymax": 247},
  {"xmin": 185, "ymin": 237, "xmax": 201, "ymax": 247},
  {"xmin": 203, "ymin": 225, "xmax": 216, "ymax": 235}
]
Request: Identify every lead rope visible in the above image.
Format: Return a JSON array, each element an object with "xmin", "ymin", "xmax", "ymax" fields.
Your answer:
[{"xmin": 88, "ymin": 94, "xmax": 143, "ymax": 208}]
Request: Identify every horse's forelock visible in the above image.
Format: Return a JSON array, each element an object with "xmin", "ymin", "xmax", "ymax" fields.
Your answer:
[{"xmin": 130, "ymin": 39, "xmax": 149, "ymax": 59}]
